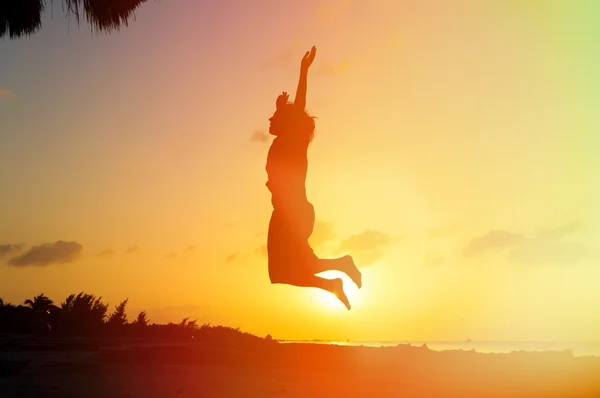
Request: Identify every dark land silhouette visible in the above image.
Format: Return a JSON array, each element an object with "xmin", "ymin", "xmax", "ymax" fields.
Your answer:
[
  {"xmin": 1, "ymin": 292, "xmax": 600, "ymax": 397},
  {"xmin": 0, "ymin": 293, "xmax": 257, "ymax": 341},
  {"xmin": 265, "ymin": 46, "xmax": 362, "ymax": 310}
]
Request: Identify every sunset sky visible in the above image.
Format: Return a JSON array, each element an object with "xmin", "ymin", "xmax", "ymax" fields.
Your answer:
[{"xmin": 1, "ymin": 0, "xmax": 599, "ymax": 342}]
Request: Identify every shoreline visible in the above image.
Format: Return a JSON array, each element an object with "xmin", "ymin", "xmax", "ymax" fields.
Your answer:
[
  {"xmin": 278, "ymin": 339, "xmax": 600, "ymax": 357},
  {"xmin": 2, "ymin": 334, "xmax": 600, "ymax": 397}
]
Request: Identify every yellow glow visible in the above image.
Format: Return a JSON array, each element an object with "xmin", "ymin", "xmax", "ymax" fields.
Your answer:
[
  {"xmin": 312, "ymin": 271, "xmax": 362, "ymax": 311},
  {"xmin": 1, "ymin": 0, "xmax": 600, "ymax": 343}
]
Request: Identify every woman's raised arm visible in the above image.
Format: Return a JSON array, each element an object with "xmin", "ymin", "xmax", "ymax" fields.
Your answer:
[{"xmin": 294, "ymin": 46, "xmax": 316, "ymax": 111}]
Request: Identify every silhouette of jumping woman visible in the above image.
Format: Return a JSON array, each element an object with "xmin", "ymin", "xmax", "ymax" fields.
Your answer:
[{"xmin": 265, "ymin": 46, "xmax": 362, "ymax": 310}]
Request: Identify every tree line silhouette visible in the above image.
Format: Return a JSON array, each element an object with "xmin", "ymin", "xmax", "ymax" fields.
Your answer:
[{"xmin": 0, "ymin": 293, "xmax": 273, "ymax": 344}]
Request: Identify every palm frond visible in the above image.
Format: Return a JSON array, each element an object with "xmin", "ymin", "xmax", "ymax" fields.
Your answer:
[
  {"xmin": 0, "ymin": 0, "xmax": 44, "ymax": 39},
  {"xmin": 1, "ymin": 0, "xmax": 148, "ymax": 39}
]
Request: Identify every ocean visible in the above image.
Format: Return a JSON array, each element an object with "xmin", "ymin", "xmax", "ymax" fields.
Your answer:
[{"xmin": 282, "ymin": 340, "xmax": 600, "ymax": 357}]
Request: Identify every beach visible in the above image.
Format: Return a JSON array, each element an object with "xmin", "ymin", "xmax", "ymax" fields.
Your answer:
[{"xmin": 1, "ymin": 334, "xmax": 599, "ymax": 398}]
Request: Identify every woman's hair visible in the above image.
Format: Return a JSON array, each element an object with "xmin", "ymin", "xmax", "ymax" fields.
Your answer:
[{"xmin": 274, "ymin": 101, "xmax": 317, "ymax": 144}]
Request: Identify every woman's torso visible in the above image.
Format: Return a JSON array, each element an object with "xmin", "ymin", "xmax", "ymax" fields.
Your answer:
[{"xmin": 265, "ymin": 136, "xmax": 310, "ymax": 209}]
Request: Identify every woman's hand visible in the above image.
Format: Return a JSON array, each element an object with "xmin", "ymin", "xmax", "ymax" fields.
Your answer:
[
  {"xmin": 301, "ymin": 46, "xmax": 317, "ymax": 71},
  {"xmin": 295, "ymin": 46, "xmax": 316, "ymax": 110},
  {"xmin": 276, "ymin": 91, "xmax": 289, "ymax": 110}
]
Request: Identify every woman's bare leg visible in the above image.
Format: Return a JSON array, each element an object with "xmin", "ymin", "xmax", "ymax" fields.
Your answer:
[{"xmin": 312, "ymin": 255, "xmax": 362, "ymax": 289}]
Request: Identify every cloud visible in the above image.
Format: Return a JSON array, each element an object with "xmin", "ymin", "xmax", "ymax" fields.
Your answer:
[
  {"xmin": 463, "ymin": 222, "xmax": 599, "ymax": 265},
  {"xmin": 536, "ymin": 221, "xmax": 578, "ymax": 241},
  {"xmin": 308, "ymin": 220, "xmax": 337, "ymax": 250},
  {"xmin": 338, "ymin": 230, "xmax": 392, "ymax": 253},
  {"xmin": 7, "ymin": 241, "xmax": 82, "ymax": 267},
  {"xmin": 95, "ymin": 249, "xmax": 114, "ymax": 258},
  {"xmin": 315, "ymin": 60, "xmax": 353, "ymax": 76},
  {"xmin": 164, "ymin": 245, "xmax": 197, "ymax": 260},
  {"xmin": 225, "ymin": 253, "xmax": 238, "ymax": 264},
  {"xmin": 0, "ymin": 245, "xmax": 11, "ymax": 257},
  {"xmin": 336, "ymin": 229, "xmax": 394, "ymax": 266},
  {"xmin": 509, "ymin": 240, "xmax": 598, "ymax": 265},
  {"xmin": 0, "ymin": 244, "xmax": 23, "ymax": 258},
  {"xmin": 124, "ymin": 245, "xmax": 139, "ymax": 254},
  {"xmin": 0, "ymin": 88, "xmax": 13, "ymax": 98},
  {"xmin": 427, "ymin": 223, "xmax": 460, "ymax": 239},
  {"xmin": 423, "ymin": 251, "xmax": 445, "ymax": 266},
  {"xmin": 250, "ymin": 130, "xmax": 270, "ymax": 144},
  {"xmin": 260, "ymin": 51, "xmax": 294, "ymax": 70},
  {"xmin": 254, "ymin": 244, "xmax": 267, "ymax": 258},
  {"xmin": 463, "ymin": 230, "xmax": 526, "ymax": 257},
  {"xmin": 508, "ymin": 222, "xmax": 598, "ymax": 265},
  {"xmin": 315, "ymin": 0, "xmax": 350, "ymax": 19}
]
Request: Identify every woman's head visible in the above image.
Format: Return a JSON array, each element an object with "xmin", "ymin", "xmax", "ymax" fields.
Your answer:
[{"xmin": 269, "ymin": 92, "xmax": 316, "ymax": 143}]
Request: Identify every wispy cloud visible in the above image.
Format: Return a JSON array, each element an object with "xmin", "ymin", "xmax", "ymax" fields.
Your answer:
[
  {"xmin": 315, "ymin": 60, "xmax": 353, "ymax": 76},
  {"xmin": 0, "ymin": 244, "xmax": 23, "ymax": 258},
  {"xmin": 309, "ymin": 220, "xmax": 337, "ymax": 250},
  {"xmin": 162, "ymin": 245, "xmax": 197, "ymax": 260},
  {"xmin": 423, "ymin": 251, "xmax": 445, "ymax": 266},
  {"xmin": 7, "ymin": 241, "xmax": 82, "ymax": 267},
  {"xmin": 336, "ymin": 229, "xmax": 395, "ymax": 266},
  {"xmin": 509, "ymin": 222, "xmax": 598, "ymax": 265},
  {"xmin": 509, "ymin": 240, "xmax": 598, "ymax": 265},
  {"xmin": 124, "ymin": 245, "xmax": 139, "ymax": 254},
  {"xmin": 463, "ymin": 222, "xmax": 599, "ymax": 265},
  {"xmin": 260, "ymin": 50, "xmax": 294, "ymax": 70},
  {"xmin": 225, "ymin": 253, "xmax": 238, "ymax": 264},
  {"xmin": 338, "ymin": 230, "xmax": 392, "ymax": 253},
  {"xmin": 95, "ymin": 249, "xmax": 114, "ymax": 258},
  {"xmin": 463, "ymin": 230, "xmax": 526, "ymax": 257},
  {"xmin": 250, "ymin": 130, "xmax": 270, "ymax": 144},
  {"xmin": 254, "ymin": 244, "xmax": 267, "ymax": 258},
  {"xmin": 0, "ymin": 88, "xmax": 13, "ymax": 98},
  {"xmin": 314, "ymin": 0, "xmax": 350, "ymax": 19},
  {"xmin": 536, "ymin": 221, "xmax": 578, "ymax": 241},
  {"xmin": 427, "ymin": 223, "xmax": 460, "ymax": 239}
]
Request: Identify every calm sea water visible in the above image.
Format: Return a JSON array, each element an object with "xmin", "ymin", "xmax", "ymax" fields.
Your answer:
[{"xmin": 283, "ymin": 341, "xmax": 600, "ymax": 357}]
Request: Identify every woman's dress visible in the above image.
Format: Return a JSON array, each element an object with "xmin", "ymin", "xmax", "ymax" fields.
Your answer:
[{"xmin": 265, "ymin": 135, "xmax": 317, "ymax": 283}]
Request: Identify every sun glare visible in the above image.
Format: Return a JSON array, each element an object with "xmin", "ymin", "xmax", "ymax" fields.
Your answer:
[{"xmin": 311, "ymin": 271, "xmax": 362, "ymax": 311}]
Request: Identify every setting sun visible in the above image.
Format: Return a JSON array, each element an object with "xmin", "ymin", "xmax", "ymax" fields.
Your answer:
[{"xmin": 312, "ymin": 271, "xmax": 363, "ymax": 311}]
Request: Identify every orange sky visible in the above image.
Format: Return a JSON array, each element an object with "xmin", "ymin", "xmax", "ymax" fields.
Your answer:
[{"xmin": 1, "ymin": 0, "xmax": 599, "ymax": 341}]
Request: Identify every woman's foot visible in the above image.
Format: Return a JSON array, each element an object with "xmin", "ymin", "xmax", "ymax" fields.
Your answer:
[
  {"xmin": 343, "ymin": 255, "xmax": 362, "ymax": 289},
  {"xmin": 330, "ymin": 278, "xmax": 351, "ymax": 310}
]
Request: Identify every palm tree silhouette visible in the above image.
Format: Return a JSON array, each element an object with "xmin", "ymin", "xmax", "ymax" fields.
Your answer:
[
  {"xmin": 23, "ymin": 293, "xmax": 58, "ymax": 334},
  {"xmin": 24, "ymin": 293, "xmax": 57, "ymax": 312},
  {"xmin": 1, "ymin": 0, "xmax": 149, "ymax": 40}
]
